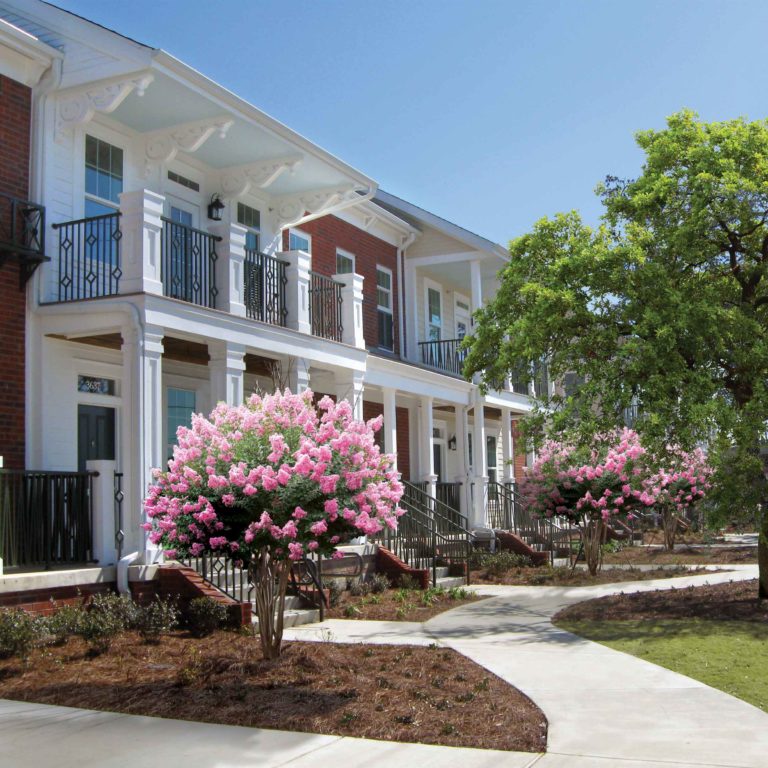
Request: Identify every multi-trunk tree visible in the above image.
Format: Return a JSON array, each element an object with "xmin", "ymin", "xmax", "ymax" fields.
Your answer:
[{"xmin": 464, "ymin": 110, "xmax": 768, "ymax": 598}]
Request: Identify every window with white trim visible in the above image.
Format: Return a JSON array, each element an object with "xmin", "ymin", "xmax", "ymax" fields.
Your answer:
[
  {"xmin": 237, "ymin": 203, "xmax": 261, "ymax": 252},
  {"xmin": 166, "ymin": 387, "xmax": 196, "ymax": 459},
  {"xmin": 288, "ymin": 229, "xmax": 311, "ymax": 253},
  {"xmin": 336, "ymin": 249, "xmax": 355, "ymax": 274},
  {"xmin": 376, "ymin": 266, "xmax": 394, "ymax": 351},
  {"xmin": 85, "ymin": 135, "xmax": 123, "ymax": 217}
]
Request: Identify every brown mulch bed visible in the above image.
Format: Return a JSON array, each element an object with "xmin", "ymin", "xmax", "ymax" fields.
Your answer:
[
  {"xmin": 325, "ymin": 587, "xmax": 481, "ymax": 621},
  {"xmin": 554, "ymin": 579, "xmax": 768, "ymax": 624},
  {"xmin": 603, "ymin": 545, "xmax": 757, "ymax": 566},
  {"xmin": 470, "ymin": 565, "xmax": 716, "ymax": 587},
  {"xmin": 0, "ymin": 631, "xmax": 547, "ymax": 752}
]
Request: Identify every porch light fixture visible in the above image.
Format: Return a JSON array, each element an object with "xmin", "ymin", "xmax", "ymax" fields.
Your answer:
[
  {"xmin": 448, "ymin": 435, "xmax": 457, "ymax": 451},
  {"xmin": 207, "ymin": 193, "xmax": 225, "ymax": 221}
]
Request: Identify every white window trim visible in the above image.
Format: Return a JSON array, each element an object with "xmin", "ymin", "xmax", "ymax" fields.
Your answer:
[
  {"xmin": 288, "ymin": 228, "xmax": 312, "ymax": 254},
  {"xmin": 83, "ymin": 133, "xmax": 124, "ymax": 216},
  {"xmin": 454, "ymin": 291, "xmax": 471, "ymax": 339},
  {"xmin": 335, "ymin": 248, "xmax": 355, "ymax": 274},
  {"xmin": 423, "ymin": 277, "xmax": 443, "ymax": 341},
  {"xmin": 376, "ymin": 265, "xmax": 393, "ymax": 312}
]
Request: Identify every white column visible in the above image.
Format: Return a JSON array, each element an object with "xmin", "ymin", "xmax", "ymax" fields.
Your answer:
[
  {"xmin": 335, "ymin": 369, "xmax": 364, "ymax": 420},
  {"xmin": 382, "ymin": 386, "xmax": 397, "ymax": 464},
  {"xmin": 333, "ymin": 271, "xmax": 365, "ymax": 349},
  {"xmin": 288, "ymin": 357, "xmax": 311, "ymax": 393},
  {"xmin": 501, "ymin": 408, "xmax": 514, "ymax": 483},
  {"xmin": 404, "ymin": 260, "xmax": 418, "ymax": 361},
  {"xmin": 209, "ymin": 340, "xmax": 246, "ymax": 406},
  {"xmin": 281, "ymin": 249, "xmax": 311, "ymax": 335},
  {"xmin": 118, "ymin": 189, "xmax": 165, "ymax": 295},
  {"xmin": 454, "ymin": 405, "xmax": 470, "ymax": 518},
  {"xmin": 210, "ymin": 222, "xmax": 247, "ymax": 317},
  {"xmin": 471, "ymin": 391, "xmax": 488, "ymax": 529},
  {"xmin": 470, "ymin": 260, "xmax": 483, "ymax": 328},
  {"xmin": 87, "ymin": 459, "xmax": 118, "ymax": 567},
  {"xmin": 418, "ymin": 395, "xmax": 436, "ymax": 496}
]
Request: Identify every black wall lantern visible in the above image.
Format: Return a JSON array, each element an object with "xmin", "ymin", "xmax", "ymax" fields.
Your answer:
[{"xmin": 207, "ymin": 193, "xmax": 225, "ymax": 221}]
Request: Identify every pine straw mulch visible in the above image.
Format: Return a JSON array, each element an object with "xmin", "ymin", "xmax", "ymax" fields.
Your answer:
[
  {"xmin": 470, "ymin": 565, "xmax": 717, "ymax": 587},
  {"xmin": 324, "ymin": 586, "xmax": 481, "ymax": 621},
  {"xmin": 0, "ymin": 631, "xmax": 547, "ymax": 753},
  {"xmin": 554, "ymin": 579, "xmax": 768, "ymax": 624},
  {"xmin": 603, "ymin": 545, "xmax": 757, "ymax": 566}
]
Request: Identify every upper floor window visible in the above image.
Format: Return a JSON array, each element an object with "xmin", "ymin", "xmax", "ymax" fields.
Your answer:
[
  {"xmin": 238, "ymin": 203, "xmax": 261, "ymax": 252},
  {"xmin": 288, "ymin": 229, "xmax": 311, "ymax": 253},
  {"xmin": 85, "ymin": 135, "xmax": 123, "ymax": 217},
  {"xmin": 377, "ymin": 266, "xmax": 394, "ymax": 351},
  {"xmin": 427, "ymin": 285, "xmax": 442, "ymax": 341},
  {"xmin": 336, "ymin": 249, "xmax": 355, "ymax": 274}
]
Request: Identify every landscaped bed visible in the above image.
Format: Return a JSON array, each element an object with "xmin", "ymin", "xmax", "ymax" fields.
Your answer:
[
  {"xmin": 0, "ymin": 630, "xmax": 547, "ymax": 752},
  {"xmin": 325, "ymin": 584, "xmax": 480, "ymax": 621},
  {"xmin": 553, "ymin": 579, "xmax": 768, "ymax": 712},
  {"xmin": 602, "ymin": 544, "xmax": 756, "ymax": 566}
]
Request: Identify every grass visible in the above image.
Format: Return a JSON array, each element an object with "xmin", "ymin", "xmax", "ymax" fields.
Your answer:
[{"xmin": 557, "ymin": 618, "xmax": 768, "ymax": 712}]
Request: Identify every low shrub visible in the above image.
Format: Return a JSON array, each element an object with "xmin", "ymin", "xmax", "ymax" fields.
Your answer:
[
  {"xmin": 42, "ymin": 604, "xmax": 84, "ymax": 646},
  {"xmin": 0, "ymin": 608, "xmax": 43, "ymax": 660},
  {"xmin": 79, "ymin": 607, "xmax": 124, "ymax": 655},
  {"xmin": 327, "ymin": 580, "xmax": 343, "ymax": 607},
  {"xmin": 135, "ymin": 597, "xmax": 179, "ymax": 642},
  {"xmin": 186, "ymin": 597, "xmax": 228, "ymax": 637},
  {"xmin": 472, "ymin": 551, "xmax": 532, "ymax": 576},
  {"xmin": 348, "ymin": 579, "xmax": 371, "ymax": 597},
  {"xmin": 369, "ymin": 573, "xmax": 390, "ymax": 594},
  {"xmin": 397, "ymin": 573, "xmax": 420, "ymax": 590}
]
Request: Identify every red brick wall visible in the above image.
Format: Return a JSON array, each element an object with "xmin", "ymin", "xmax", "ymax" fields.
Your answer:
[
  {"xmin": 283, "ymin": 215, "xmax": 400, "ymax": 354},
  {"xmin": 512, "ymin": 422, "xmax": 527, "ymax": 481},
  {"xmin": 0, "ymin": 75, "xmax": 31, "ymax": 469},
  {"xmin": 0, "ymin": 583, "xmax": 115, "ymax": 615},
  {"xmin": 362, "ymin": 400, "xmax": 410, "ymax": 480}
]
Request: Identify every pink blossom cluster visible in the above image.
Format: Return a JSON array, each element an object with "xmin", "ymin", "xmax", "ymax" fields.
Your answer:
[
  {"xmin": 520, "ymin": 429, "xmax": 712, "ymax": 525},
  {"xmin": 144, "ymin": 389, "xmax": 404, "ymax": 562}
]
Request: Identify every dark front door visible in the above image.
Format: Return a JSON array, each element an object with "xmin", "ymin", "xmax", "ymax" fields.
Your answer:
[
  {"xmin": 433, "ymin": 442, "xmax": 443, "ymax": 483},
  {"xmin": 78, "ymin": 404, "xmax": 116, "ymax": 471}
]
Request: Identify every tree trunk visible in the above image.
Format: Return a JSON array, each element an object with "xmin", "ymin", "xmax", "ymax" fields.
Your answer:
[
  {"xmin": 252, "ymin": 550, "xmax": 291, "ymax": 659},
  {"xmin": 580, "ymin": 518, "xmax": 605, "ymax": 576},
  {"xmin": 759, "ymin": 506, "xmax": 768, "ymax": 601},
  {"xmin": 662, "ymin": 506, "xmax": 677, "ymax": 551}
]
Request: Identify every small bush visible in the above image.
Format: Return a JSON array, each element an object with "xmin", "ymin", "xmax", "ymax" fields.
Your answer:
[
  {"xmin": 135, "ymin": 597, "xmax": 179, "ymax": 642},
  {"xmin": 89, "ymin": 593, "xmax": 140, "ymax": 629},
  {"xmin": 447, "ymin": 586, "xmax": 470, "ymax": 600},
  {"xmin": 0, "ymin": 608, "xmax": 43, "ymax": 660},
  {"xmin": 473, "ymin": 551, "xmax": 532, "ymax": 576},
  {"xmin": 186, "ymin": 597, "xmax": 228, "ymax": 637},
  {"xmin": 327, "ymin": 581, "xmax": 343, "ymax": 607},
  {"xmin": 42, "ymin": 604, "xmax": 84, "ymax": 646},
  {"xmin": 349, "ymin": 580, "xmax": 371, "ymax": 597},
  {"xmin": 79, "ymin": 607, "xmax": 124, "ymax": 655},
  {"xmin": 369, "ymin": 573, "xmax": 390, "ymax": 594},
  {"xmin": 397, "ymin": 573, "xmax": 420, "ymax": 590}
]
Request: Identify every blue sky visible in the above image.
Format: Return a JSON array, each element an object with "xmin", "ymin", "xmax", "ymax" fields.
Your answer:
[{"xmin": 57, "ymin": 0, "xmax": 768, "ymax": 245}]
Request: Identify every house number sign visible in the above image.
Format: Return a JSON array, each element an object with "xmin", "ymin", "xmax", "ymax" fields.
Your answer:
[{"xmin": 77, "ymin": 375, "xmax": 116, "ymax": 395}]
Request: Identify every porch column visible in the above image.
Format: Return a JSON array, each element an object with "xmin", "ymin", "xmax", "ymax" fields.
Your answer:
[
  {"xmin": 501, "ymin": 407, "xmax": 514, "ymax": 483},
  {"xmin": 470, "ymin": 260, "xmax": 483, "ymax": 330},
  {"xmin": 335, "ymin": 369, "xmax": 364, "ymax": 420},
  {"xmin": 471, "ymin": 391, "xmax": 488, "ymax": 529},
  {"xmin": 454, "ymin": 404, "xmax": 470, "ymax": 518},
  {"xmin": 119, "ymin": 189, "xmax": 165, "ymax": 296},
  {"xmin": 209, "ymin": 340, "xmax": 246, "ymax": 406},
  {"xmin": 382, "ymin": 386, "xmax": 397, "ymax": 465},
  {"xmin": 87, "ymin": 459, "xmax": 118, "ymax": 567},
  {"xmin": 288, "ymin": 357, "xmax": 311, "ymax": 394},
  {"xmin": 404, "ymin": 260, "xmax": 418, "ymax": 362},
  {"xmin": 129, "ymin": 324, "xmax": 164, "ymax": 563},
  {"xmin": 334, "ymin": 272, "xmax": 365, "ymax": 349},
  {"xmin": 282, "ymin": 249, "xmax": 311, "ymax": 335},
  {"xmin": 418, "ymin": 395, "xmax": 436, "ymax": 497},
  {"xmin": 210, "ymin": 222, "xmax": 247, "ymax": 317}
]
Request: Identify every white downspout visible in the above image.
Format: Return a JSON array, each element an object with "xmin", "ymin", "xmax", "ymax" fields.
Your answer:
[{"xmin": 398, "ymin": 231, "xmax": 416, "ymax": 359}]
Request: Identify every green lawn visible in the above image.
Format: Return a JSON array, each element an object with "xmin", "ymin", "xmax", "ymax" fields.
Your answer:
[{"xmin": 556, "ymin": 618, "xmax": 768, "ymax": 712}]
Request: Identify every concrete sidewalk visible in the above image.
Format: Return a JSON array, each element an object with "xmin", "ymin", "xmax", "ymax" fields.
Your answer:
[{"xmin": 1, "ymin": 566, "xmax": 765, "ymax": 767}]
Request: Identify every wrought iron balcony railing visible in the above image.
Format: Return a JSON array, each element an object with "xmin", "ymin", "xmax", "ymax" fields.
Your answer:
[
  {"xmin": 161, "ymin": 217, "xmax": 220, "ymax": 308},
  {"xmin": 244, "ymin": 249, "xmax": 289, "ymax": 326},
  {"xmin": 309, "ymin": 271, "xmax": 343, "ymax": 342},
  {"xmin": 52, "ymin": 212, "xmax": 122, "ymax": 302},
  {"xmin": 418, "ymin": 338, "xmax": 466, "ymax": 376},
  {"xmin": 0, "ymin": 191, "xmax": 47, "ymax": 283}
]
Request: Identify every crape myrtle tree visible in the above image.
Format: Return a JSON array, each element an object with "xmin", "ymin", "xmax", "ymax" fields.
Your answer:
[
  {"xmin": 464, "ymin": 110, "xmax": 768, "ymax": 599},
  {"xmin": 144, "ymin": 389, "xmax": 404, "ymax": 658}
]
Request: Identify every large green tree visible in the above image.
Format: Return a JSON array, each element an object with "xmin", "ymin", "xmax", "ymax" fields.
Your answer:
[{"xmin": 465, "ymin": 111, "xmax": 768, "ymax": 598}]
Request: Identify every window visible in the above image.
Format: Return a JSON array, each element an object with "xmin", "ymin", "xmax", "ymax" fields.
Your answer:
[
  {"xmin": 426, "ymin": 285, "xmax": 442, "ymax": 341},
  {"xmin": 288, "ymin": 229, "xmax": 311, "ymax": 253},
  {"xmin": 336, "ymin": 249, "xmax": 355, "ymax": 274},
  {"xmin": 487, "ymin": 436, "xmax": 498, "ymax": 484},
  {"xmin": 376, "ymin": 266, "xmax": 394, "ymax": 351},
  {"xmin": 238, "ymin": 203, "xmax": 261, "ymax": 252},
  {"xmin": 167, "ymin": 388, "xmax": 196, "ymax": 459},
  {"xmin": 85, "ymin": 135, "xmax": 123, "ymax": 217}
]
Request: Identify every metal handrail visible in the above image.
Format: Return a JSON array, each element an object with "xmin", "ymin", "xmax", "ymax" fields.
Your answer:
[
  {"xmin": 244, "ymin": 248, "xmax": 289, "ymax": 326},
  {"xmin": 418, "ymin": 338, "xmax": 467, "ymax": 376},
  {"xmin": 309, "ymin": 271, "xmax": 343, "ymax": 341},
  {"xmin": 0, "ymin": 192, "xmax": 46, "ymax": 262}
]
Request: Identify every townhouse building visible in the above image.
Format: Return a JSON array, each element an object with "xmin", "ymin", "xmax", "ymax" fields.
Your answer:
[{"xmin": 0, "ymin": 0, "xmax": 543, "ymax": 601}]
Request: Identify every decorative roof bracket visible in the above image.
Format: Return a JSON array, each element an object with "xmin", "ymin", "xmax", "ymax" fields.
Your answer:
[{"xmin": 218, "ymin": 155, "xmax": 303, "ymax": 198}]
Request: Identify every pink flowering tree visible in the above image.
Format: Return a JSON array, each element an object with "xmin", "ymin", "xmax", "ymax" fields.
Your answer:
[
  {"xmin": 644, "ymin": 447, "xmax": 713, "ymax": 551},
  {"xmin": 144, "ymin": 389, "xmax": 403, "ymax": 658},
  {"xmin": 520, "ymin": 429, "xmax": 656, "ymax": 574}
]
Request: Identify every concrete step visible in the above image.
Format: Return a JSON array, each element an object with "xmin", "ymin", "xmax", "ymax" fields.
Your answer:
[
  {"xmin": 435, "ymin": 576, "xmax": 467, "ymax": 589},
  {"xmin": 434, "ymin": 566, "xmax": 450, "ymax": 579},
  {"xmin": 252, "ymin": 607, "xmax": 320, "ymax": 631}
]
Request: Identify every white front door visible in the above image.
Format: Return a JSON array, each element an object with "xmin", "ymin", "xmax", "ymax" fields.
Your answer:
[{"xmin": 454, "ymin": 293, "xmax": 471, "ymax": 341}]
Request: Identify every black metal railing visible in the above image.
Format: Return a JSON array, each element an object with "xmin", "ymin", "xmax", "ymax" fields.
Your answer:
[
  {"xmin": 244, "ymin": 249, "xmax": 288, "ymax": 326},
  {"xmin": 0, "ymin": 192, "xmax": 46, "ymax": 280},
  {"xmin": 113, "ymin": 471, "xmax": 125, "ymax": 561},
  {"xmin": 375, "ymin": 480, "xmax": 470, "ymax": 586},
  {"xmin": 309, "ymin": 271, "xmax": 343, "ymax": 342},
  {"xmin": 0, "ymin": 469, "xmax": 96, "ymax": 569},
  {"xmin": 161, "ymin": 217, "xmax": 219, "ymax": 308},
  {"xmin": 412, "ymin": 480, "xmax": 463, "ymax": 514},
  {"xmin": 52, "ymin": 212, "xmax": 121, "ymax": 301},
  {"xmin": 418, "ymin": 338, "xmax": 466, "ymax": 376}
]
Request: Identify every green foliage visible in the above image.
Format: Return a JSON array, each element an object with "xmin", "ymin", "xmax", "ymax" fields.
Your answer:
[
  {"xmin": 79, "ymin": 605, "xmax": 124, "ymax": 655},
  {"xmin": 470, "ymin": 550, "xmax": 532, "ymax": 575},
  {"xmin": 135, "ymin": 597, "xmax": 179, "ymax": 642},
  {"xmin": 186, "ymin": 597, "xmax": 229, "ymax": 637},
  {"xmin": 397, "ymin": 573, "xmax": 420, "ymax": 590},
  {"xmin": 369, "ymin": 573, "xmax": 390, "ymax": 594},
  {"xmin": 327, "ymin": 580, "xmax": 343, "ymax": 607},
  {"xmin": 42, "ymin": 604, "xmax": 84, "ymax": 646},
  {"xmin": 0, "ymin": 608, "xmax": 43, "ymax": 660}
]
